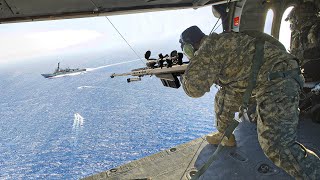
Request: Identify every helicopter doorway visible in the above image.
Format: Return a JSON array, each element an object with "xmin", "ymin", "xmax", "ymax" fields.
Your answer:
[{"xmin": 279, "ymin": 6, "xmax": 294, "ymax": 51}]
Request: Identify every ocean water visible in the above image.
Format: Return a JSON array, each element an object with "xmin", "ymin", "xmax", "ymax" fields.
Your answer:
[{"xmin": 0, "ymin": 53, "xmax": 217, "ymax": 179}]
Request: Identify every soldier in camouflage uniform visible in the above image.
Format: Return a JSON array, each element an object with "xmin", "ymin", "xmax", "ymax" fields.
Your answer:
[
  {"xmin": 179, "ymin": 26, "xmax": 320, "ymax": 179},
  {"xmin": 286, "ymin": 1, "xmax": 320, "ymax": 65}
]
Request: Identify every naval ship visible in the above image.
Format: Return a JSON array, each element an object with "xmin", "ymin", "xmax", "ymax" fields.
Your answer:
[
  {"xmin": 41, "ymin": 62, "xmax": 86, "ymax": 78},
  {"xmin": 1, "ymin": 0, "xmax": 319, "ymax": 179}
]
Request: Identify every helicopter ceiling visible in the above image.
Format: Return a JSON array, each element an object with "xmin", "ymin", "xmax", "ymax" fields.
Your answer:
[{"xmin": 0, "ymin": 0, "xmax": 238, "ymax": 24}]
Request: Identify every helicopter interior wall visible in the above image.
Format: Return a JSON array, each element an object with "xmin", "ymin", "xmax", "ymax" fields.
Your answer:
[
  {"xmin": 236, "ymin": 0, "xmax": 304, "ymax": 39},
  {"xmin": 237, "ymin": 0, "xmax": 267, "ymax": 33},
  {"xmin": 0, "ymin": 0, "xmax": 230, "ymax": 24},
  {"xmin": 235, "ymin": 1, "xmax": 287, "ymax": 32}
]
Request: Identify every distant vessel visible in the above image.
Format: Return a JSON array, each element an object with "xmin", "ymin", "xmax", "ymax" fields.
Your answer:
[{"xmin": 41, "ymin": 62, "xmax": 86, "ymax": 78}]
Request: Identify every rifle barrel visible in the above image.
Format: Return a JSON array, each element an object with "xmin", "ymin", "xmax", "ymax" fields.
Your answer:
[{"xmin": 110, "ymin": 63, "xmax": 188, "ymax": 78}]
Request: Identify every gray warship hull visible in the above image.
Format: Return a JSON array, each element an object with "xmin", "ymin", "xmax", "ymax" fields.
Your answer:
[{"xmin": 41, "ymin": 68, "xmax": 86, "ymax": 78}]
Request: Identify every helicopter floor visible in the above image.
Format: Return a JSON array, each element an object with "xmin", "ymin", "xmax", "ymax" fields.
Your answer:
[{"xmin": 84, "ymin": 117, "xmax": 319, "ymax": 180}]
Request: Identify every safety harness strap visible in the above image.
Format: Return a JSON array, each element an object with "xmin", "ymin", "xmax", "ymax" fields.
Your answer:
[
  {"xmin": 190, "ymin": 118, "xmax": 239, "ymax": 180},
  {"xmin": 242, "ymin": 39, "xmax": 265, "ymax": 110},
  {"xmin": 268, "ymin": 68, "xmax": 301, "ymax": 80},
  {"xmin": 268, "ymin": 67, "xmax": 304, "ymax": 89},
  {"xmin": 191, "ymin": 38, "xmax": 266, "ymax": 180}
]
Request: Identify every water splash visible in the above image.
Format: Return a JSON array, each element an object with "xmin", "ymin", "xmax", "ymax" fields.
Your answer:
[{"xmin": 72, "ymin": 113, "xmax": 84, "ymax": 130}]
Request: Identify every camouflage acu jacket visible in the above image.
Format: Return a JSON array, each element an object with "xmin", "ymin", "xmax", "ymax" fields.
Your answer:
[
  {"xmin": 181, "ymin": 32, "xmax": 297, "ymax": 98},
  {"xmin": 291, "ymin": 18, "xmax": 320, "ymax": 61}
]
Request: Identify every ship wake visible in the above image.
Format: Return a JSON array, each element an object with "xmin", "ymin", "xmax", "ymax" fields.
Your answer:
[
  {"xmin": 85, "ymin": 59, "xmax": 140, "ymax": 72},
  {"xmin": 50, "ymin": 59, "xmax": 140, "ymax": 78}
]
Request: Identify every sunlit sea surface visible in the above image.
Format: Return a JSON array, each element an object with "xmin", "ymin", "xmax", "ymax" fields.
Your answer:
[{"xmin": 0, "ymin": 53, "xmax": 217, "ymax": 179}]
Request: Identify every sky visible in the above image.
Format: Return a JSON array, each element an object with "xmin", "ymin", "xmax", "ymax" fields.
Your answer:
[
  {"xmin": 0, "ymin": 5, "xmax": 293, "ymax": 66},
  {"xmin": 264, "ymin": 7, "xmax": 293, "ymax": 51},
  {"xmin": 0, "ymin": 6, "xmax": 219, "ymax": 65},
  {"xmin": 279, "ymin": 6, "xmax": 294, "ymax": 50}
]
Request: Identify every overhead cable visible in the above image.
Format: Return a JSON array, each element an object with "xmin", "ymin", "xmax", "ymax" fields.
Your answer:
[{"xmin": 105, "ymin": 17, "xmax": 145, "ymax": 65}]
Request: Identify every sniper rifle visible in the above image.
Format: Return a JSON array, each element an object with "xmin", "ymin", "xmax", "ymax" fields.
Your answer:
[{"xmin": 110, "ymin": 50, "xmax": 188, "ymax": 88}]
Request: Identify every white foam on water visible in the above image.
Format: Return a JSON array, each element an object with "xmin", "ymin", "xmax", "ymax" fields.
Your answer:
[
  {"xmin": 77, "ymin": 86, "xmax": 108, "ymax": 90},
  {"xmin": 73, "ymin": 113, "xmax": 84, "ymax": 130},
  {"xmin": 85, "ymin": 59, "xmax": 141, "ymax": 72},
  {"xmin": 49, "ymin": 59, "xmax": 141, "ymax": 79},
  {"xmin": 49, "ymin": 72, "xmax": 85, "ymax": 78},
  {"xmin": 77, "ymin": 86, "xmax": 94, "ymax": 89}
]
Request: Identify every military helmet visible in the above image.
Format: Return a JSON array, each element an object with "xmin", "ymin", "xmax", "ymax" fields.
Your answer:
[
  {"xmin": 179, "ymin": 26, "xmax": 206, "ymax": 59},
  {"xmin": 285, "ymin": 8, "xmax": 296, "ymax": 22},
  {"xmin": 179, "ymin": 26, "xmax": 205, "ymax": 50}
]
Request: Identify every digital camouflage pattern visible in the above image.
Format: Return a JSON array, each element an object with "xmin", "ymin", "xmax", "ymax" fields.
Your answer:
[
  {"xmin": 214, "ymin": 87, "xmax": 256, "ymax": 131},
  {"xmin": 181, "ymin": 32, "xmax": 320, "ymax": 179},
  {"xmin": 287, "ymin": 2, "xmax": 320, "ymax": 64}
]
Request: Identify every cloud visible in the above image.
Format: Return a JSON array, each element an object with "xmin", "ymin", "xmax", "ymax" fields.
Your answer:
[
  {"xmin": 26, "ymin": 30, "xmax": 102, "ymax": 49},
  {"xmin": 0, "ymin": 30, "xmax": 102, "ymax": 64},
  {"xmin": 0, "ymin": 6, "xmax": 217, "ymax": 65},
  {"xmin": 108, "ymin": 6, "xmax": 217, "ymax": 44}
]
